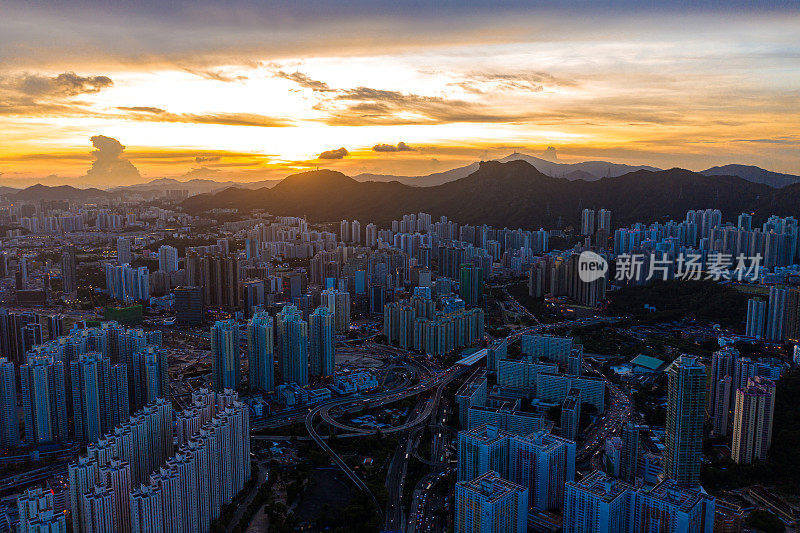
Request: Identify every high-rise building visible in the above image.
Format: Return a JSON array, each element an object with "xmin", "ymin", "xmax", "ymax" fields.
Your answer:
[
  {"xmin": 339, "ymin": 219, "xmax": 350, "ymax": 242},
  {"xmin": 99, "ymin": 459, "xmax": 132, "ymax": 533},
  {"xmin": 564, "ymin": 471, "xmax": 716, "ymax": 533},
  {"xmin": 309, "ymin": 306, "xmax": 335, "ymax": 378},
  {"xmin": 158, "ymin": 245, "xmax": 179, "ymax": 273},
  {"xmin": 62, "ymin": 245, "xmax": 78, "ymax": 295},
  {"xmin": 135, "ymin": 346, "xmax": 169, "ymax": 405},
  {"xmin": 174, "ymin": 286, "xmax": 204, "ymax": 325},
  {"xmin": 117, "ymin": 237, "xmax": 132, "ymax": 265},
  {"xmin": 20, "ymin": 355, "xmax": 68, "ymax": 444},
  {"xmin": 581, "ymin": 209, "xmax": 595, "ymax": 236},
  {"xmin": 247, "ymin": 312, "xmax": 274, "ymax": 392},
  {"xmin": 560, "ymin": 388, "xmax": 581, "ymax": 442},
  {"xmin": 184, "ymin": 252, "xmax": 239, "ymax": 309},
  {"xmin": 457, "ymin": 425, "xmax": 511, "ymax": 482},
  {"xmin": 459, "ymin": 263, "xmax": 484, "ymax": 307},
  {"xmin": 276, "ymin": 305, "xmax": 308, "ymax": 386},
  {"xmin": 508, "ymin": 431, "xmax": 575, "ymax": 511},
  {"xmin": 17, "ymin": 487, "xmax": 66, "ymax": 533},
  {"xmin": 605, "ymin": 436, "xmax": 623, "ymax": 477},
  {"xmin": 321, "ymin": 288, "xmax": 351, "ymax": 333},
  {"xmin": 80, "ymin": 484, "xmax": 115, "ymax": 533},
  {"xmin": 455, "ymin": 471, "xmax": 528, "ymax": 533},
  {"xmin": 765, "ymin": 286, "xmax": 788, "ymax": 341},
  {"xmin": 211, "ymin": 320, "xmax": 241, "ymax": 391},
  {"xmin": 664, "ymin": 355, "xmax": 706, "ymax": 487},
  {"xmin": 0, "ymin": 357, "xmax": 20, "ymax": 447},
  {"xmin": 69, "ymin": 456, "xmax": 100, "ymax": 533},
  {"xmin": 731, "ymin": 376, "xmax": 776, "ymax": 464},
  {"xmin": 746, "ymin": 297, "xmax": 766, "ymax": 339},
  {"xmin": 597, "ymin": 208, "xmax": 612, "ymax": 232},
  {"xmin": 70, "ymin": 352, "xmax": 129, "ymax": 443},
  {"xmin": 620, "ymin": 422, "xmax": 644, "ymax": 483}
]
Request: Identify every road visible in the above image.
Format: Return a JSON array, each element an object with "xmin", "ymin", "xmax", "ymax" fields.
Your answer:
[{"xmin": 302, "ymin": 315, "xmax": 624, "ymax": 530}]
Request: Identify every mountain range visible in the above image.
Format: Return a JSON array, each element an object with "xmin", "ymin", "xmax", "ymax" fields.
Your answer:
[
  {"xmin": 181, "ymin": 160, "xmax": 800, "ymax": 229},
  {"xmin": 353, "ymin": 152, "xmax": 662, "ymax": 186},
  {"xmin": 2, "ymin": 152, "xmax": 799, "ymax": 207}
]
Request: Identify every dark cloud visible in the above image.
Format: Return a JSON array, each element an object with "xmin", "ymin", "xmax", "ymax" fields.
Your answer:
[
  {"xmin": 372, "ymin": 142, "xmax": 414, "ymax": 152},
  {"xmin": 9, "ymin": 72, "xmax": 113, "ymax": 97},
  {"xmin": 195, "ymin": 155, "xmax": 221, "ymax": 163},
  {"xmin": 85, "ymin": 135, "xmax": 141, "ymax": 184},
  {"xmin": 0, "ymin": 71, "xmax": 113, "ymax": 116},
  {"xmin": 318, "ymin": 147, "xmax": 348, "ymax": 160},
  {"xmin": 274, "ymin": 70, "xmax": 332, "ymax": 92}
]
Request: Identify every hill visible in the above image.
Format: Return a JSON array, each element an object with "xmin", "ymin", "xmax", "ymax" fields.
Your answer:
[
  {"xmin": 354, "ymin": 152, "xmax": 660, "ymax": 187},
  {"xmin": 11, "ymin": 184, "xmax": 111, "ymax": 202},
  {"xmin": 183, "ymin": 160, "xmax": 800, "ymax": 228},
  {"xmin": 700, "ymin": 164, "xmax": 800, "ymax": 188}
]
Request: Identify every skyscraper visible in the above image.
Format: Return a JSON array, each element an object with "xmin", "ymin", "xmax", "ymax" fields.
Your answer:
[
  {"xmin": 71, "ymin": 352, "xmax": 129, "ymax": 443},
  {"xmin": 564, "ymin": 471, "xmax": 716, "ymax": 533},
  {"xmin": 0, "ymin": 357, "xmax": 19, "ymax": 447},
  {"xmin": 581, "ymin": 209, "xmax": 595, "ymax": 236},
  {"xmin": 247, "ymin": 312, "xmax": 274, "ymax": 392},
  {"xmin": 309, "ymin": 306, "xmax": 335, "ymax": 378},
  {"xmin": 158, "ymin": 245, "xmax": 179, "ymax": 273},
  {"xmin": 455, "ymin": 471, "xmax": 528, "ymax": 533},
  {"xmin": 20, "ymin": 355, "xmax": 68, "ymax": 444},
  {"xmin": 731, "ymin": 376, "xmax": 776, "ymax": 464},
  {"xmin": 765, "ymin": 286, "xmax": 788, "ymax": 341},
  {"xmin": 507, "ymin": 430, "xmax": 575, "ymax": 511},
  {"xmin": 457, "ymin": 425, "xmax": 511, "ymax": 482},
  {"xmin": 664, "ymin": 355, "xmax": 706, "ymax": 487},
  {"xmin": 459, "ymin": 263, "xmax": 484, "ymax": 307},
  {"xmin": 620, "ymin": 422, "xmax": 644, "ymax": 483},
  {"xmin": 276, "ymin": 305, "xmax": 308, "ymax": 386},
  {"xmin": 62, "ymin": 245, "xmax": 78, "ymax": 295},
  {"xmin": 746, "ymin": 298, "xmax": 766, "ymax": 339},
  {"xmin": 117, "ymin": 237, "xmax": 132, "ymax": 265},
  {"xmin": 321, "ymin": 288, "xmax": 351, "ymax": 333},
  {"xmin": 211, "ymin": 320, "xmax": 241, "ymax": 391},
  {"xmin": 174, "ymin": 286, "xmax": 204, "ymax": 325}
]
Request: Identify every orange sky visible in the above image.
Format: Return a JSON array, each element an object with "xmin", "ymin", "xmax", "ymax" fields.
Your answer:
[{"xmin": 1, "ymin": 2, "xmax": 798, "ymax": 187}]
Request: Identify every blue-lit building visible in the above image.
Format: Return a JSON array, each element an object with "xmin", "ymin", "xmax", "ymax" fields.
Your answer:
[
  {"xmin": 276, "ymin": 305, "xmax": 308, "ymax": 387},
  {"xmin": 211, "ymin": 320, "xmax": 241, "ymax": 391},
  {"xmin": 247, "ymin": 312, "xmax": 274, "ymax": 392},
  {"xmin": 0, "ymin": 357, "xmax": 19, "ymax": 447},
  {"xmin": 309, "ymin": 306, "xmax": 335, "ymax": 378}
]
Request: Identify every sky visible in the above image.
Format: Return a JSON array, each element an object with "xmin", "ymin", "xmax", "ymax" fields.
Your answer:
[{"xmin": 1, "ymin": 1, "xmax": 798, "ymax": 187}]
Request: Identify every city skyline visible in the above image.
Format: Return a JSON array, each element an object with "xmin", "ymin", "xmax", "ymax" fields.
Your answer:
[{"xmin": 1, "ymin": 1, "xmax": 799, "ymax": 187}]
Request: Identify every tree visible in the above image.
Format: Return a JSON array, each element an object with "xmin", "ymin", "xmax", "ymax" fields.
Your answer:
[{"xmin": 746, "ymin": 510, "xmax": 785, "ymax": 533}]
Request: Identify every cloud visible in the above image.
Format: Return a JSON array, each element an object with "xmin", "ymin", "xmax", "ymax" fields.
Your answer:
[
  {"xmin": 0, "ymin": 71, "xmax": 114, "ymax": 116},
  {"xmin": 183, "ymin": 68, "xmax": 247, "ymax": 82},
  {"xmin": 8, "ymin": 72, "xmax": 112, "ymax": 97},
  {"xmin": 318, "ymin": 147, "xmax": 348, "ymax": 160},
  {"xmin": 274, "ymin": 70, "xmax": 332, "ymax": 92},
  {"xmin": 195, "ymin": 155, "xmax": 221, "ymax": 163},
  {"xmin": 454, "ymin": 72, "xmax": 576, "ymax": 94},
  {"xmin": 372, "ymin": 142, "xmax": 414, "ymax": 152},
  {"xmin": 116, "ymin": 106, "xmax": 166, "ymax": 114},
  {"xmin": 319, "ymin": 86, "xmax": 537, "ymax": 126},
  {"xmin": 182, "ymin": 166, "xmax": 221, "ymax": 178},
  {"xmin": 116, "ymin": 106, "xmax": 292, "ymax": 127},
  {"xmin": 85, "ymin": 135, "xmax": 141, "ymax": 184}
]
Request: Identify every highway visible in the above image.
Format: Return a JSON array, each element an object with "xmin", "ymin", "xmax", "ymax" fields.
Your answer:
[{"xmin": 302, "ymin": 315, "xmax": 623, "ymax": 531}]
